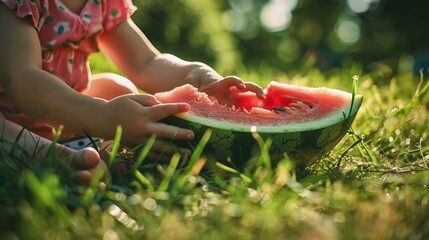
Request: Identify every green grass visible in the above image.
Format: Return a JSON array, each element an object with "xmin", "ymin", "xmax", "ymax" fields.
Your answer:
[{"xmin": 1, "ymin": 54, "xmax": 429, "ymax": 239}]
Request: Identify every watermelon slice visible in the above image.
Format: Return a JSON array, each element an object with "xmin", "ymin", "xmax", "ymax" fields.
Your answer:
[{"xmin": 155, "ymin": 81, "xmax": 363, "ymax": 167}]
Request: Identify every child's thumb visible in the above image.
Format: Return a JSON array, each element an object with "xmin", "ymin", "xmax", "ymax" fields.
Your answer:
[{"xmin": 130, "ymin": 93, "xmax": 161, "ymax": 106}]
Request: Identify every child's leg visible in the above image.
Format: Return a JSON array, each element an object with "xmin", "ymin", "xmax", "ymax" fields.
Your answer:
[
  {"xmin": 0, "ymin": 73, "xmax": 136, "ymax": 184},
  {"xmin": 81, "ymin": 73, "xmax": 139, "ymax": 100},
  {"xmin": 0, "ymin": 115, "xmax": 109, "ymax": 185}
]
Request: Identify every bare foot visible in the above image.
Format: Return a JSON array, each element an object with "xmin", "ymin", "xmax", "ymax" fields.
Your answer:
[
  {"xmin": 0, "ymin": 117, "xmax": 111, "ymax": 186},
  {"xmin": 70, "ymin": 147, "xmax": 111, "ymax": 187}
]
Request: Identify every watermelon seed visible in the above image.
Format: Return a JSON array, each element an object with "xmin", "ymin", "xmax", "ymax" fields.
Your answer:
[
  {"xmin": 231, "ymin": 105, "xmax": 236, "ymax": 111},
  {"xmin": 273, "ymin": 106, "xmax": 286, "ymax": 112},
  {"xmin": 242, "ymin": 108, "xmax": 250, "ymax": 114}
]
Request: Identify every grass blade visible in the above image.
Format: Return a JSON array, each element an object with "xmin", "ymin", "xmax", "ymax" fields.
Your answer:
[
  {"xmin": 348, "ymin": 75, "xmax": 359, "ymax": 118},
  {"xmin": 252, "ymin": 132, "xmax": 273, "ymax": 180},
  {"xmin": 135, "ymin": 169, "xmax": 154, "ymax": 191},
  {"xmin": 157, "ymin": 153, "xmax": 180, "ymax": 192},
  {"xmin": 184, "ymin": 128, "xmax": 212, "ymax": 174},
  {"xmin": 108, "ymin": 125, "xmax": 122, "ymax": 167},
  {"xmin": 133, "ymin": 134, "xmax": 156, "ymax": 170},
  {"xmin": 215, "ymin": 162, "xmax": 252, "ymax": 183}
]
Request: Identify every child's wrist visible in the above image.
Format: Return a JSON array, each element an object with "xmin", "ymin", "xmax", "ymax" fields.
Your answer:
[
  {"xmin": 186, "ymin": 63, "xmax": 213, "ymax": 90},
  {"xmin": 85, "ymin": 98, "xmax": 109, "ymax": 138}
]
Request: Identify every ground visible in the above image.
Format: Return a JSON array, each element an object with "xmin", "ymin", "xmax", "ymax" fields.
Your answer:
[{"xmin": 0, "ymin": 54, "xmax": 428, "ymax": 239}]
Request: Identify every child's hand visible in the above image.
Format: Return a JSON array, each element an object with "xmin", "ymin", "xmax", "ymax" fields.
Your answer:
[
  {"xmin": 185, "ymin": 65, "xmax": 265, "ymax": 105},
  {"xmin": 199, "ymin": 76, "xmax": 265, "ymax": 106},
  {"xmin": 99, "ymin": 94, "xmax": 194, "ymax": 146}
]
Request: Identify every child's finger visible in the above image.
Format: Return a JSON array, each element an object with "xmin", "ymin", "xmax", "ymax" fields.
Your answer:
[
  {"xmin": 129, "ymin": 93, "xmax": 161, "ymax": 106},
  {"xmin": 149, "ymin": 102, "xmax": 190, "ymax": 120},
  {"xmin": 148, "ymin": 122, "xmax": 194, "ymax": 140},
  {"xmin": 220, "ymin": 77, "xmax": 265, "ymax": 99},
  {"xmin": 243, "ymin": 82, "xmax": 266, "ymax": 99},
  {"xmin": 222, "ymin": 76, "xmax": 246, "ymax": 89}
]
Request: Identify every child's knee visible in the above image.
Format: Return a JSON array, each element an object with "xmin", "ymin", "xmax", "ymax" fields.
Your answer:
[
  {"xmin": 84, "ymin": 73, "xmax": 139, "ymax": 100},
  {"xmin": 94, "ymin": 73, "xmax": 139, "ymax": 93}
]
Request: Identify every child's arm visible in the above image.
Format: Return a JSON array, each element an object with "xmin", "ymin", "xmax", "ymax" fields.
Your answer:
[
  {"xmin": 0, "ymin": 6, "xmax": 193, "ymax": 145},
  {"xmin": 98, "ymin": 19, "xmax": 265, "ymax": 101},
  {"xmin": 0, "ymin": 6, "xmax": 102, "ymax": 134}
]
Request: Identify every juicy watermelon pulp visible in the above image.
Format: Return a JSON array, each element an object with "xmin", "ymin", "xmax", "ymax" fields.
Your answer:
[{"xmin": 155, "ymin": 81, "xmax": 363, "ymax": 167}]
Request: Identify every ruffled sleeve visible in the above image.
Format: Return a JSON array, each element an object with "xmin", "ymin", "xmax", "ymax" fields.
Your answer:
[
  {"xmin": 103, "ymin": 0, "xmax": 137, "ymax": 31},
  {"xmin": 1, "ymin": 0, "xmax": 45, "ymax": 31}
]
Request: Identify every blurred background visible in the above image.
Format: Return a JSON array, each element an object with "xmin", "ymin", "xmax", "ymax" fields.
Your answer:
[{"xmin": 131, "ymin": 0, "xmax": 429, "ymax": 81}]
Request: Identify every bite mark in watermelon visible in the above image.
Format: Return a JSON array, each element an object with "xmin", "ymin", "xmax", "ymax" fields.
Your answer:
[{"xmin": 155, "ymin": 81, "xmax": 363, "ymax": 167}]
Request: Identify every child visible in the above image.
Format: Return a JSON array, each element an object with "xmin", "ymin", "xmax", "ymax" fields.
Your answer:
[{"xmin": 0, "ymin": 0, "xmax": 264, "ymax": 184}]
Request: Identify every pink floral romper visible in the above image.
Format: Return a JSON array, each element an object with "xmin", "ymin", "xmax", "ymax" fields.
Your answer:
[{"xmin": 0, "ymin": 0, "xmax": 136, "ymax": 140}]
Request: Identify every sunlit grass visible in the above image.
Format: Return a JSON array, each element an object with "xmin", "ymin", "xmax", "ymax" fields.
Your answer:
[{"xmin": 1, "ymin": 54, "xmax": 428, "ymax": 239}]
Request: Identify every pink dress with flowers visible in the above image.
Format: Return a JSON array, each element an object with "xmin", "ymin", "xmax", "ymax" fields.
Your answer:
[{"xmin": 0, "ymin": 0, "xmax": 136, "ymax": 139}]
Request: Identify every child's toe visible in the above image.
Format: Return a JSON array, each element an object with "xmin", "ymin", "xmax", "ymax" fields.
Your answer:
[{"xmin": 76, "ymin": 147, "xmax": 100, "ymax": 169}]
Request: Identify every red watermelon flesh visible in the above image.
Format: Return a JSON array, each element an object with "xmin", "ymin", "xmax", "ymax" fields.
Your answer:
[{"xmin": 154, "ymin": 81, "xmax": 356, "ymax": 126}]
